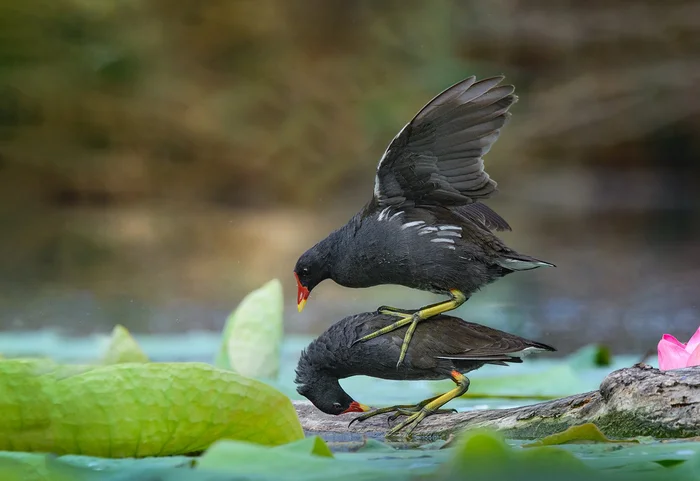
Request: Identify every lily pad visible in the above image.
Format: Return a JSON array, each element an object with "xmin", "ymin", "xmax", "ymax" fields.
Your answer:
[
  {"xmin": 440, "ymin": 430, "xmax": 700, "ymax": 481},
  {"xmin": 523, "ymin": 423, "xmax": 638, "ymax": 447},
  {"xmin": 280, "ymin": 436, "xmax": 335, "ymax": 458},
  {"xmin": 215, "ymin": 279, "xmax": 284, "ymax": 379},
  {"xmin": 197, "ymin": 437, "xmax": 389, "ymax": 481},
  {"xmin": 0, "ymin": 359, "xmax": 303, "ymax": 457}
]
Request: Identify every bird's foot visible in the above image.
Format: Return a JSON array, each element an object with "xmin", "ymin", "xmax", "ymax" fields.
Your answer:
[
  {"xmin": 386, "ymin": 407, "xmax": 446, "ymax": 438},
  {"xmin": 351, "ymin": 312, "xmax": 422, "ymax": 368},
  {"xmin": 351, "ymin": 314, "xmax": 414, "ymax": 346},
  {"xmin": 348, "ymin": 403, "xmax": 421, "ymax": 427},
  {"xmin": 347, "ymin": 400, "xmax": 456, "ymax": 438},
  {"xmin": 377, "ymin": 305, "xmax": 418, "ymax": 316}
]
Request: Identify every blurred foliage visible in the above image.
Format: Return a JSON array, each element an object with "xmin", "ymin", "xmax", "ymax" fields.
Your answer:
[
  {"xmin": 1, "ymin": 0, "xmax": 697, "ymax": 208},
  {"xmin": 1, "ymin": 0, "xmax": 699, "ymax": 342}
]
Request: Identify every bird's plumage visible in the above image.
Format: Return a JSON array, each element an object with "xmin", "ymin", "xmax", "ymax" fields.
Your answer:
[
  {"xmin": 373, "ymin": 76, "xmax": 515, "ymax": 208},
  {"xmin": 295, "ymin": 312, "xmax": 555, "ymax": 414},
  {"xmin": 294, "ymin": 75, "xmax": 553, "ymax": 304}
]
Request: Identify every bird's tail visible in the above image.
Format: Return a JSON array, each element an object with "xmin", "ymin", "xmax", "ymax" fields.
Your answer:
[{"xmin": 496, "ymin": 253, "xmax": 555, "ymax": 271}]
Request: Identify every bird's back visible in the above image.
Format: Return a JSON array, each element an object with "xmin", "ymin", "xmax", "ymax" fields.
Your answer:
[
  {"xmin": 303, "ymin": 312, "xmax": 555, "ymax": 382},
  {"xmin": 328, "ymin": 204, "xmax": 521, "ymax": 295}
]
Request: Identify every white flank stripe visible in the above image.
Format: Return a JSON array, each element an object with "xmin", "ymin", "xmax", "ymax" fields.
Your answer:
[
  {"xmin": 430, "ymin": 238, "xmax": 454, "ymax": 244},
  {"xmin": 401, "ymin": 221, "xmax": 425, "ymax": 230},
  {"xmin": 389, "ymin": 211, "xmax": 404, "ymax": 220},
  {"xmin": 377, "ymin": 207, "xmax": 391, "ymax": 221},
  {"xmin": 439, "ymin": 225, "xmax": 462, "ymax": 231}
]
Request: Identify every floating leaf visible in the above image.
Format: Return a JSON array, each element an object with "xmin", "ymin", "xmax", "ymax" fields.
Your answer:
[
  {"xmin": 0, "ymin": 455, "xmax": 42, "ymax": 481},
  {"xmin": 100, "ymin": 325, "xmax": 149, "ymax": 365},
  {"xmin": 355, "ymin": 439, "xmax": 398, "ymax": 453},
  {"xmin": 197, "ymin": 437, "xmax": 393, "ymax": 480},
  {"xmin": 0, "ymin": 453, "xmax": 89, "ymax": 481},
  {"xmin": 0, "ymin": 359, "xmax": 303, "ymax": 457},
  {"xmin": 440, "ymin": 430, "xmax": 651, "ymax": 481},
  {"xmin": 278, "ymin": 436, "xmax": 335, "ymax": 458},
  {"xmin": 215, "ymin": 279, "xmax": 284, "ymax": 379},
  {"xmin": 524, "ymin": 423, "xmax": 638, "ymax": 447}
]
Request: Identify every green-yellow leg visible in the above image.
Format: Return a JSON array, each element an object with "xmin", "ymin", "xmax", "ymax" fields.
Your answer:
[
  {"xmin": 386, "ymin": 370, "xmax": 470, "ymax": 438},
  {"xmin": 354, "ymin": 290, "xmax": 467, "ymax": 367}
]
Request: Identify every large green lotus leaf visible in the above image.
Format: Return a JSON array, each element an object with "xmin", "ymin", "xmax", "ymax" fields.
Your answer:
[
  {"xmin": 215, "ymin": 279, "xmax": 284, "ymax": 379},
  {"xmin": 0, "ymin": 453, "xmax": 89, "ymax": 481},
  {"xmin": 0, "ymin": 360, "xmax": 303, "ymax": 457},
  {"xmin": 100, "ymin": 325, "xmax": 149, "ymax": 365},
  {"xmin": 0, "ymin": 454, "xmax": 44, "ymax": 481},
  {"xmin": 197, "ymin": 437, "xmax": 414, "ymax": 481}
]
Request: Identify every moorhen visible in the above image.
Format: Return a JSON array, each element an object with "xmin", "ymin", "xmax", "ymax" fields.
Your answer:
[
  {"xmin": 295, "ymin": 311, "xmax": 555, "ymax": 437},
  {"xmin": 294, "ymin": 75, "xmax": 554, "ymax": 367}
]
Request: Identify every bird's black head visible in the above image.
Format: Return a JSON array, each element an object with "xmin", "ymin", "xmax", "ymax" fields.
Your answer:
[
  {"xmin": 296, "ymin": 378, "xmax": 368, "ymax": 415},
  {"xmin": 293, "ymin": 243, "xmax": 332, "ymax": 313},
  {"xmin": 295, "ymin": 347, "xmax": 369, "ymax": 415}
]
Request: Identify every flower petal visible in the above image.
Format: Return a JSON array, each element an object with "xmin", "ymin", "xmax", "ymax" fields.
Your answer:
[
  {"xmin": 658, "ymin": 337, "xmax": 690, "ymax": 370},
  {"xmin": 661, "ymin": 333, "xmax": 686, "ymax": 349},
  {"xmin": 687, "ymin": 344, "xmax": 700, "ymax": 368},
  {"xmin": 685, "ymin": 326, "xmax": 700, "ymax": 354}
]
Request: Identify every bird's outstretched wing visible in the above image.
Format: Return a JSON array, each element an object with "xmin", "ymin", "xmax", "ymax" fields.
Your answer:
[{"xmin": 373, "ymin": 76, "xmax": 516, "ymax": 208}]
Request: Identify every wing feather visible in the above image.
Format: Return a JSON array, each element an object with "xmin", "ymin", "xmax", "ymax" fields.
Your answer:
[{"xmin": 373, "ymin": 76, "xmax": 517, "ymax": 209}]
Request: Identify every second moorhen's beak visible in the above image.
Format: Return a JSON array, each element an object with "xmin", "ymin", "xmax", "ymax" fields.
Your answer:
[
  {"xmin": 295, "ymin": 273, "xmax": 310, "ymax": 313},
  {"xmin": 342, "ymin": 401, "xmax": 370, "ymax": 414}
]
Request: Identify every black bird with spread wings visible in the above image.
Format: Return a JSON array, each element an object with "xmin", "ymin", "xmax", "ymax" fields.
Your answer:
[{"xmin": 294, "ymin": 76, "xmax": 554, "ymax": 367}]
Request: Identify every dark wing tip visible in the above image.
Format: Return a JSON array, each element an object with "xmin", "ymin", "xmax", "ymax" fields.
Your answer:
[{"xmin": 533, "ymin": 341, "xmax": 557, "ymax": 352}]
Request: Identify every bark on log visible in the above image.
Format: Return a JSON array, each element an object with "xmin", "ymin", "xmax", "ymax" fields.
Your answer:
[{"xmin": 294, "ymin": 364, "xmax": 700, "ymax": 440}]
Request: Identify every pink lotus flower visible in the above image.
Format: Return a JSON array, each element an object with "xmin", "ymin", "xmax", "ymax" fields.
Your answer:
[{"xmin": 658, "ymin": 327, "xmax": 700, "ymax": 370}]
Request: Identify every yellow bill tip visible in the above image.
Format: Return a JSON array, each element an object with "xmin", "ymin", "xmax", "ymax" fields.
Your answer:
[{"xmin": 297, "ymin": 299, "xmax": 307, "ymax": 313}]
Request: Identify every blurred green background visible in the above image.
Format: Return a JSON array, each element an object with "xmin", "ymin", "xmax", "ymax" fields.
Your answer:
[{"xmin": 1, "ymin": 0, "xmax": 698, "ymax": 354}]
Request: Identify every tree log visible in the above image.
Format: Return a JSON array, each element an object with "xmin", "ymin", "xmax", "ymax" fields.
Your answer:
[{"xmin": 294, "ymin": 364, "xmax": 700, "ymax": 440}]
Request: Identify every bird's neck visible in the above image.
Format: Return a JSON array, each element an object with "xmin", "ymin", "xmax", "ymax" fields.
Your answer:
[{"xmin": 312, "ymin": 228, "xmax": 346, "ymax": 281}]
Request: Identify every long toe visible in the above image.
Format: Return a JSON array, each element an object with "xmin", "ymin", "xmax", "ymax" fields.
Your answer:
[
  {"xmin": 387, "ymin": 409, "xmax": 418, "ymax": 422},
  {"xmin": 378, "ymin": 306, "xmax": 418, "ymax": 315},
  {"xmin": 387, "ymin": 412, "xmax": 426, "ymax": 438},
  {"xmin": 349, "ymin": 404, "xmax": 418, "ymax": 427}
]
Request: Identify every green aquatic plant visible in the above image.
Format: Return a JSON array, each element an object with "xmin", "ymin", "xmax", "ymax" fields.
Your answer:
[{"xmin": 0, "ymin": 359, "xmax": 303, "ymax": 457}]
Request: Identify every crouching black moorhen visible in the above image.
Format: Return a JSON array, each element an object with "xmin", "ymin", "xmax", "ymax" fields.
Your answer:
[
  {"xmin": 294, "ymin": 75, "xmax": 554, "ymax": 368},
  {"xmin": 295, "ymin": 311, "xmax": 555, "ymax": 437}
]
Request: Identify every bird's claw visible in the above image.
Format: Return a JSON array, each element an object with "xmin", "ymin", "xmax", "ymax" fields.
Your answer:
[
  {"xmin": 386, "ymin": 415, "xmax": 423, "ymax": 437},
  {"xmin": 348, "ymin": 401, "xmax": 455, "ymax": 438}
]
